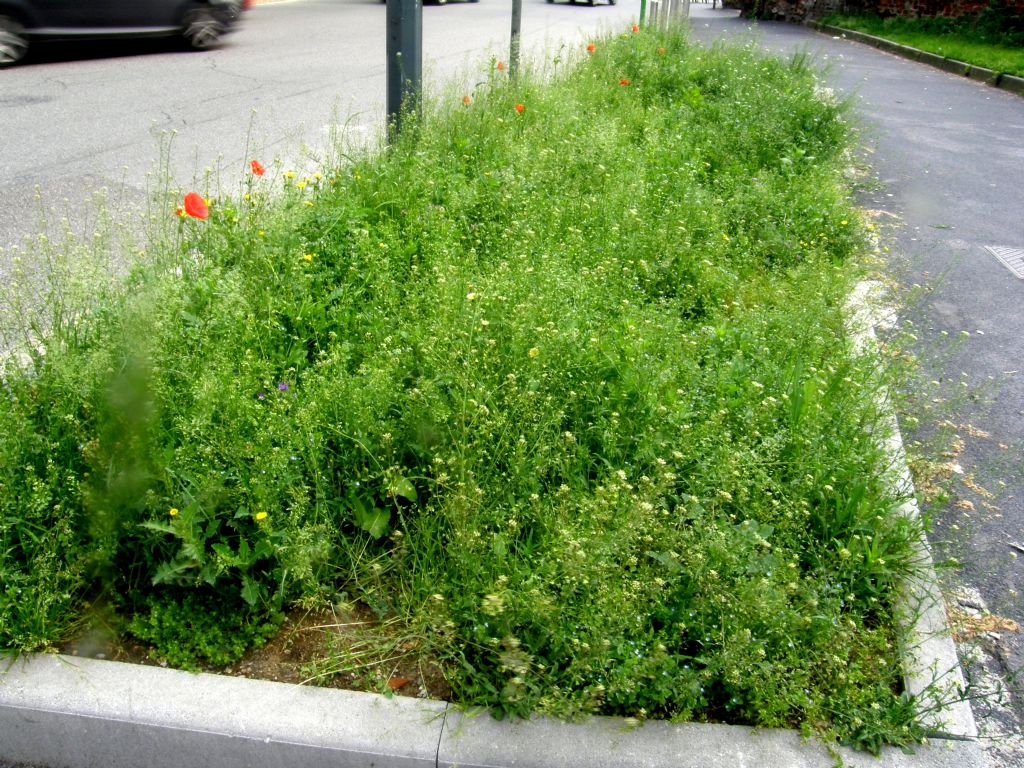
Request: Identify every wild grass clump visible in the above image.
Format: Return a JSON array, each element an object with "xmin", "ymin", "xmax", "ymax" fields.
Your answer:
[{"xmin": 1, "ymin": 27, "xmax": 927, "ymax": 750}]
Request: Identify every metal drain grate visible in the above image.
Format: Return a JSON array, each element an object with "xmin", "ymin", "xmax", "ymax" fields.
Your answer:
[{"xmin": 984, "ymin": 246, "xmax": 1024, "ymax": 279}]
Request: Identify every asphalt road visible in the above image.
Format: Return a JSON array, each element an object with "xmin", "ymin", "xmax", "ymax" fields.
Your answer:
[{"xmin": 0, "ymin": 0, "xmax": 643, "ymax": 265}]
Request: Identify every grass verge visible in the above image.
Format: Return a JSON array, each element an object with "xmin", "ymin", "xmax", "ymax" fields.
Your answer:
[
  {"xmin": 2, "ymin": 27, "xmax": 929, "ymax": 752},
  {"xmin": 821, "ymin": 10, "xmax": 1024, "ymax": 77}
]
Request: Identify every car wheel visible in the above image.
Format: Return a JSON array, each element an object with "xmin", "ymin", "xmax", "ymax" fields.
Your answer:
[
  {"xmin": 0, "ymin": 15, "xmax": 28, "ymax": 67},
  {"xmin": 182, "ymin": 7, "xmax": 225, "ymax": 50}
]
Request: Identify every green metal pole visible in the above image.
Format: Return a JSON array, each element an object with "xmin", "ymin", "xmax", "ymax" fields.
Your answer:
[{"xmin": 640, "ymin": 0, "xmax": 647, "ymax": 26}]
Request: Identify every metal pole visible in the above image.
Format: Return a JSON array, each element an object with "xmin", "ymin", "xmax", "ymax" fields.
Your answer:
[
  {"xmin": 510, "ymin": 0, "xmax": 523, "ymax": 78},
  {"xmin": 386, "ymin": 0, "xmax": 423, "ymax": 138},
  {"xmin": 640, "ymin": 0, "xmax": 647, "ymax": 26}
]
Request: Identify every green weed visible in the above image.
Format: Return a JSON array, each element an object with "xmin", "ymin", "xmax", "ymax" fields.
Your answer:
[{"xmin": 0, "ymin": 27, "xmax": 932, "ymax": 752}]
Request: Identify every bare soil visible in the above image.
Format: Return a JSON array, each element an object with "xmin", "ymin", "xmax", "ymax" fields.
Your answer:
[{"xmin": 61, "ymin": 603, "xmax": 453, "ymax": 702}]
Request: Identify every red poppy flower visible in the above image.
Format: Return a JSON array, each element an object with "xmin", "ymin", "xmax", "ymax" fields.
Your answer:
[
  {"xmin": 619, "ymin": 78, "xmax": 631, "ymax": 86},
  {"xmin": 182, "ymin": 192, "xmax": 209, "ymax": 220},
  {"xmin": 497, "ymin": 61, "xmax": 506, "ymax": 72},
  {"xmin": 250, "ymin": 159, "xmax": 265, "ymax": 176},
  {"xmin": 515, "ymin": 103, "xmax": 525, "ymax": 114},
  {"xmin": 586, "ymin": 42, "xmax": 596, "ymax": 54},
  {"xmin": 632, "ymin": 24, "xmax": 639, "ymax": 32}
]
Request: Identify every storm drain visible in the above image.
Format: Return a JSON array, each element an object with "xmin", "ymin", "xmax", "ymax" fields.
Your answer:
[{"xmin": 984, "ymin": 246, "xmax": 1024, "ymax": 279}]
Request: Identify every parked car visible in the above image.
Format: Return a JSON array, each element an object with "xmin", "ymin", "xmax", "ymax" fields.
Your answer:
[{"xmin": 0, "ymin": 0, "xmax": 249, "ymax": 67}]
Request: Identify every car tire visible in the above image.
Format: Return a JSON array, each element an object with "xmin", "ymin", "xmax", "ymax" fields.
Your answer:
[
  {"xmin": 182, "ymin": 6, "xmax": 225, "ymax": 50},
  {"xmin": 0, "ymin": 15, "xmax": 28, "ymax": 67}
]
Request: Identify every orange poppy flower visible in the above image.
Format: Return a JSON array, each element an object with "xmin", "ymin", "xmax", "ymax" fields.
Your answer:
[
  {"xmin": 250, "ymin": 159, "xmax": 265, "ymax": 176},
  {"xmin": 462, "ymin": 94, "xmax": 472, "ymax": 106},
  {"xmin": 586, "ymin": 42, "xmax": 596, "ymax": 54},
  {"xmin": 497, "ymin": 61, "xmax": 506, "ymax": 72},
  {"xmin": 182, "ymin": 192, "xmax": 209, "ymax": 220},
  {"xmin": 657, "ymin": 47, "xmax": 666, "ymax": 55},
  {"xmin": 515, "ymin": 103, "xmax": 525, "ymax": 114},
  {"xmin": 632, "ymin": 24, "xmax": 639, "ymax": 32},
  {"xmin": 619, "ymin": 78, "xmax": 631, "ymax": 86}
]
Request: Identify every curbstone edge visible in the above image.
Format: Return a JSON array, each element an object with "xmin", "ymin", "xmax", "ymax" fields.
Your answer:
[
  {"xmin": 808, "ymin": 22, "xmax": 1021, "ymax": 97},
  {"xmin": 997, "ymin": 73, "xmax": 1024, "ymax": 95},
  {"xmin": 0, "ymin": 654, "xmax": 448, "ymax": 768}
]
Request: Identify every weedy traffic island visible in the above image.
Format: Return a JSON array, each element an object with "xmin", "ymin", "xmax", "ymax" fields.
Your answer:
[{"xmin": 0, "ymin": 26, "xmax": 954, "ymax": 755}]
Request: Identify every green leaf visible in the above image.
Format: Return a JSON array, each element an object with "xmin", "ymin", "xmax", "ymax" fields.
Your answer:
[
  {"xmin": 211, "ymin": 542, "xmax": 235, "ymax": 562},
  {"xmin": 151, "ymin": 558, "xmax": 198, "ymax": 585},
  {"xmin": 254, "ymin": 538, "xmax": 274, "ymax": 560},
  {"xmin": 349, "ymin": 494, "xmax": 391, "ymax": 538},
  {"xmin": 358, "ymin": 507, "xmax": 391, "ymax": 539},
  {"xmin": 646, "ymin": 550, "xmax": 683, "ymax": 573},
  {"xmin": 240, "ymin": 575, "xmax": 262, "ymax": 607},
  {"xmin": 391, "ymin": 477, "xmax": 417, "ymax": 502},
  {"xmin": 139, "ymin": 521, "xmax": 176, "ymax": 535},
  {"xmin": 237, "ymin": 536, "xmax": 252, "ymax": 565}
]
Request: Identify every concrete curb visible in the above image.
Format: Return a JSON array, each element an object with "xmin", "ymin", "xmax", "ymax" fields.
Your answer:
[
  {"xmin": 0, "ymin": 654, "xmax": 447, "ymax": 768},
  {"xmin": 847, "ymin": 282, "xmax": 976, "ymax": 743},
  {"xmin": 806, "ymin": 21, "xmax": 1023, "ymax": 98},
  {"xmin": 0, "ymin": 654, "xmax": 987, "ymax": 768},
  {"xmin": 1000, "ymin": 73, "xmax": 1024, "ymax": 95}
]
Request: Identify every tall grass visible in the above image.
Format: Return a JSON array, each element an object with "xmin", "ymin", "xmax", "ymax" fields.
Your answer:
[{"xmin": 1, "ymin": 28, "xmax": 927, "ymax": 751}]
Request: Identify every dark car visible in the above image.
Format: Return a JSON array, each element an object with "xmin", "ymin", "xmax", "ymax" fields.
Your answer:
[{"xmin": 0, "ymin": 0, "xmax": 249, "ymax": 67}]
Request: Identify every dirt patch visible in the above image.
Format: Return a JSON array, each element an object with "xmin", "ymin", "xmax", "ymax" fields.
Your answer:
[{"xmin": 61, "ymin": 603, "xmax": 452, "ymax": 703}]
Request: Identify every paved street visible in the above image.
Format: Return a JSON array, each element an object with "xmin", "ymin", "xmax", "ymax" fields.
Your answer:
[{"xmin": 0, "ymin": 0, "xmax": 644, "ymax": 264}]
